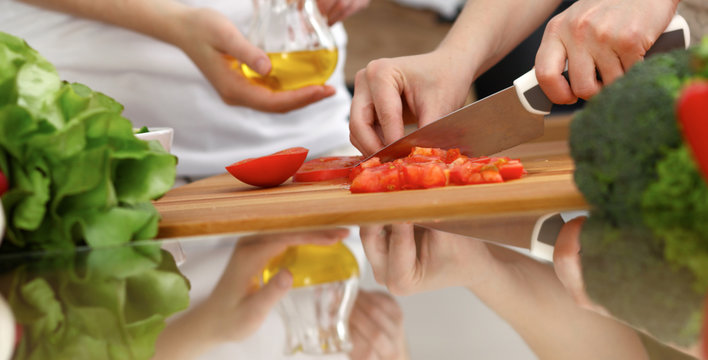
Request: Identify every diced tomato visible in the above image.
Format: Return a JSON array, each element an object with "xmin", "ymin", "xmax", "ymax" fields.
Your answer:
[
  {"xmin": 481, "ymin": 169, "xmax": 503, "ymax": 183},
  {"xmin": 349, "ymin": 157, "xmax": 382, "ymax": 182},
  {"xmin": 348, "ymin": 146, "xmax": 524, "ymax": 193},
  {"xmin": 404, "ymin": 155, "xmax": 445, "ymax": 164},
  {"xmin": 498, "ymin": 160, "xmax": 526, "ymax": 180},
  {"xmin": 350, "ymin": 164, "xmax": 403, "ymax": 193},
  {"xmin": 449, "ymin": 159, "xmax": 484, "ymax": 185},
  {"xmin": 293, "ymin": 155, "xmax": 363, "ymax": 182},
  {"xmin": 226, "ymin": 147, "xmax": 309, "ymax": 188},
  {"xmin": 401, "ymin": 162, "xmax": 448, "ymax": 189}
]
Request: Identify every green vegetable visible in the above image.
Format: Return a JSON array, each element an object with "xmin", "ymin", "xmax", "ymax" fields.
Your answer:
[
  {"xmin": 570, "ymin": 48, "xmax": 693, "ymax": 227},
  {"xmin": 0, "ymin": 32, "xmax": 177, "ymax": 251},
  {"xmin": 0, "ymin": 244, "xmax": 190, "ymax": 360},
  {"xmin": 642, "ymin": 145, "xmax": 708, "ymax": 291},
  {"xmin": 134, "ymin": 126, "xmax": 149, "ymax": 134},
  {"xmin": 580, "ymin": 216, "xmax": 703, "ymax": 348},
  {"xmin": 570, "ymin": 38, "xmax": 708, "ymax": 347}
]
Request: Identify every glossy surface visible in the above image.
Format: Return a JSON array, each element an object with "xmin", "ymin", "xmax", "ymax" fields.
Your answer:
[{"xmin": 0, "ymin": 115, "xmax": 704, "ymax": 360}]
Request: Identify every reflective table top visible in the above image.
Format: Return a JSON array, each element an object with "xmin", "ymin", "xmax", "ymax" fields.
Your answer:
[{"xmin": 0, "ymin": 115, "xmax": 704, "ymax": 360}]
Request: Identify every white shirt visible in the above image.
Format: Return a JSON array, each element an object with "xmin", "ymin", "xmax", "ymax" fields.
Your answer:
[{"xmin": 0, "ymin": 0, "xmax": 352, "ymax": 177}]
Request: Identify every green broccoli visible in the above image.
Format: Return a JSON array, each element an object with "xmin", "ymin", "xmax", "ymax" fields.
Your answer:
[
  {"xmin": 570, "ymin": 39, "xmax": 708, "ymax": 348},
  {"xmin": 570, "ymin": 48, "xmax": 693, "ymax": 227}
]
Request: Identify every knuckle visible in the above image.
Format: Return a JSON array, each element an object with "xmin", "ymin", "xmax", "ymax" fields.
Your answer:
[{"xmin": 572, "ymin": 83, "xmax": 599, "ymax": 100}]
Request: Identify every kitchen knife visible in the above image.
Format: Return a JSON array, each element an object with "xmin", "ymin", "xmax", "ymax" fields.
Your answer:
[{"xmin": 368, "ymin": 14, "xmax": 690, "ymax": 163}]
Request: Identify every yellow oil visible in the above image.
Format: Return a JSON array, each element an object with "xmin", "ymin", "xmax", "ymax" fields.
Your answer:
[
  {"xmin": 240, "ymin": 48, "xmax": 338, "ymax": 91},
  {"xmin": 262, "ymin": 241, "xmax": 359, "ymax": 288}
]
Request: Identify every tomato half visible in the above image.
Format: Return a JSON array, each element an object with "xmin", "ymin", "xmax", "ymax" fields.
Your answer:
[
  {"xmin": 677, "ymin": 81, "xmax": 708, "ymax": 181},
  {"xmin": 225, "ymin": 147, "xmax": 309, "ymax": 187},
  {"xmin": 293, "ymin": 155, "xmax": 363, "ymax": 182}
]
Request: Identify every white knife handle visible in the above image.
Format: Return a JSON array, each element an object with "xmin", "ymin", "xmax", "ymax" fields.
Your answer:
[{"xmin": 513, "ymin": 13, "xmax": 691, "ymax": 115}]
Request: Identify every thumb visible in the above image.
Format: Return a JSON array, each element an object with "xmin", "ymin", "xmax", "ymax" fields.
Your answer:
[
  {"xmin": 225, "ymin": 29, "xmax": 271, "ymax": 76},
  {"xmin": 240, "ymin": 270, "xmax": 293, "ymax": 323}
]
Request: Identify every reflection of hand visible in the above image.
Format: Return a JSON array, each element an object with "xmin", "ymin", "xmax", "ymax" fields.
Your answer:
[
  {"xmin": 349, "ymin": 51, "xmax": 474, "ymax": 156},
  {"xmin": 535, "ymin": 0, "xmax": 678, "ymax": 103},
  {"xmin": 360, "ymin": 224, "xmax": 493, "ymax": 295},
  {"xmin": 172, "ymin": 7, "xmax": 336, "ymax": 112},
  {"xmin": 363, "ymin": 222, "xmax": 650, "ymax": 360},
  {"xmin": 349, "ymin": 290, "xmax": 409, "ymax": 360},
  {"xmin": 153, "ymin": 228, "xmax": 349, "ymax": 359},
  {"xmin": 317, "ymin": 0, "xmax": 370, "ymax": 26}
]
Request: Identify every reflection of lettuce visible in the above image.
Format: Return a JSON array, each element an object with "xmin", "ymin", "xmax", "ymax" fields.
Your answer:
[
  {"xmin": 0, "ymin": 32, "xmax": 176, "ymax": 251},
  {"xmin": 0, "ymin": 245, "xmax": 190, "ymax": 360}
]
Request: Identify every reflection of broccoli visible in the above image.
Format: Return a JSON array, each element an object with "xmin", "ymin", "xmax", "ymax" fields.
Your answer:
[{"xmin": 580, "ymin": 216, "xmax": 703, "ymax": 348}]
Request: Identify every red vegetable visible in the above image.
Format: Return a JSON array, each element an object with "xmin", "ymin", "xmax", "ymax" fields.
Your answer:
[
  {"xmin": 293, "ymin": 155, "xmax": 363, "ymax": 182},
  {"xmin": 0, "ymin": 170, "xmax": 7, "ymax": 196},
  {"xmin": 677, "ymin": 81, "xmax": 708, "ymax": 180},
  {"xmin": 225, "ymin": 147, "xmax": 309, "ymax": 187},
  {"xmin": 349, "ymin": 147, "xmax": 526, "ymax": 193}
]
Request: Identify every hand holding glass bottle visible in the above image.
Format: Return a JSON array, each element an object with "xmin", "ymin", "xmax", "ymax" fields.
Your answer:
[{"xmin": 241, "ymin": 0, "xmax": 340, "ymax": 91}]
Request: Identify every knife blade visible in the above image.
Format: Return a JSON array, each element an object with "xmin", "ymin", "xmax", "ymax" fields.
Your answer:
[{"xmin": 368, "ymin": 14, "xmax": 690, "ymax": 163}]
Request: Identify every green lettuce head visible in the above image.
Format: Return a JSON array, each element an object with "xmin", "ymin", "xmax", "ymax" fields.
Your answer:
[{"xmin": 0, "ymin": 32, "xmax": 177, "ymax": 251}]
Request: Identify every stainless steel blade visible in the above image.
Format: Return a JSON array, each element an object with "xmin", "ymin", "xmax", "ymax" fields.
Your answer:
[{"xmin": 369, "ymin": 85, "xmax": 545, "ymax": 162}]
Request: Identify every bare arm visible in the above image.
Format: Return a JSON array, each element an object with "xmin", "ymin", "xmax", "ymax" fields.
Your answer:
[
  {"xmin": 349, "ymin": 0, "xmax": 562, "ymax": 155},
  {"xmin": 17, "ymin": 0, "xmax": 343, "ymax": 112}
]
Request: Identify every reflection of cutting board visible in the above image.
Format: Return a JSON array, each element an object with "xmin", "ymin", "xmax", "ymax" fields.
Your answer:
[{"xmin": 155, "ymin": 118, "xmax": 588, "ymax": 239}]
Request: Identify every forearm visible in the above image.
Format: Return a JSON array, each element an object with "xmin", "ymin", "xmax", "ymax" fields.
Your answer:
[
  {"xmin": 466, "ymin": 245, "xmax": 647, "ymax": 359},
  {"xmin": 19, "ymin": 0, "xmax": 189, "ymax": 45},
  {"xmin": 436, "ymin": 0, "xmax": 562, "ymax": 82}
]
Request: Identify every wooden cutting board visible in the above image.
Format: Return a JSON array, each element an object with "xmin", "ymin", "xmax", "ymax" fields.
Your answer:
[{"xmin": 154, "ymin": 133, "xmax": 588, "ymax": 239}]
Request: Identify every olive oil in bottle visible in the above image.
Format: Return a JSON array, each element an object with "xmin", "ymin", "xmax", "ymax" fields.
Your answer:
[{"xmin": 241, "ymin": 48, "xmax": 338, "ymax": 91}]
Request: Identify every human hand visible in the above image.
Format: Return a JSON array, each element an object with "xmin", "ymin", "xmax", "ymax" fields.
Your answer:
[
  {"xmin": 359, "ymin": 224, "xmax": 498, "ymax": 295},
  {"xmin": 349, "ymin": 290, "xmax": 409, "ymax": 360},
  {"xmin": 171, "ymin": 7, "xmax": 335, "ymax": 112},
  {"xmin": 349, "ymin": 50, "xmax": 475, "ymax": 156},
  {"xmin": 535, "ymin": 0, "xmax": 678, "ymax": 103},
  {"xmin": 200, "ymin": 228, "xmax": 349, "ymax": 343},
  {"xmin": 317, "ymin": 0, "xmax": 371, "ymax": 26}
]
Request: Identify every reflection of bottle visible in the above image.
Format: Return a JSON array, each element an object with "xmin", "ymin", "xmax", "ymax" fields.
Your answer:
[
  {"xmin": 241, "ymin": 0, "xmax": 338, "ymax": 91},
  {"xmin": 263, "ymin": 242, "xmax": 359, "ymax": 355}
]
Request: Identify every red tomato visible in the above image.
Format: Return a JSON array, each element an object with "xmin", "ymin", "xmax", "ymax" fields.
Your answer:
[
  {"xmin": 498, "ymin": 160, "xmax": 526, "ymax": 180},
  {"xmin": 349, "ymin": 147, "xmax": 525, "ymax": 193},
  {"xmin": 449, "ymin": 159, "xmax": 484, "ymax": 185},
  {"xmin": 401, "ymin": 162, "xmax": 448, "ymax": 189},
  {"xmin": 677, "ymin": 81, "xmax": 708, "ymax": 181},
  {"xmin": 15, "ymin": 323, "xmax": 22, "ymax": 348},
  {"xmin": 350, "ymin": 164, "xmax": 403, "ymax": 193},
  {"xmin": 225, "ymin": 147, "xmax": 309, "ymax": 187},
  {"xmin": 293, "ymin": 155, "xmax": 363, "ymax": 182},
  {"xmin": 0, "ymin": 170, "xmax": 7, "ymax": 196}
]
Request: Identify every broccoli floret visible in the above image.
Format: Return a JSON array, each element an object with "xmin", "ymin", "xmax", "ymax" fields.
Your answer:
[
  {"xmin": 570, "ymin": 49, "xmax": 693, "ymax": 226},
  {"xmin": 642, "ymin": 145, "xmax": 708, "ymax": 291}
]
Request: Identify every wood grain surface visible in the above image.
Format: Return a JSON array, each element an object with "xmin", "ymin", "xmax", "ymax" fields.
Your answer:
[{"xmin": 154, "ymin": 131, "xmax": 588, "ymax": 239}]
